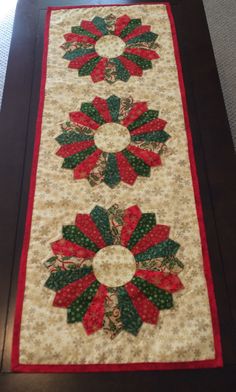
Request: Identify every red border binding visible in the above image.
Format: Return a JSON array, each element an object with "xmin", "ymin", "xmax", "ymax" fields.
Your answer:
[{"xmin": 11, "ymin": 2, "xmax": 223, "ymax": 372}]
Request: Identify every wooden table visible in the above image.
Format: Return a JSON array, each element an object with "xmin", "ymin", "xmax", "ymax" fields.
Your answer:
[{"xmin": 1, "ymin": 0, "xmax": 236, "ymax": 390}]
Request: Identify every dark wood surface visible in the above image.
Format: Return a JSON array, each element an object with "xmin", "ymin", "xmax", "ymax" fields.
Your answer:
[{"xmin": 1, "ymin": 0, "xmax": 236, "ymax": 390}]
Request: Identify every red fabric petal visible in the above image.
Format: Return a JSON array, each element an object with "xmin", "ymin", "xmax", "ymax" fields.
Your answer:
[
  {"xmin": 123, "ymin": 25, "xmax": 151, "ymax": 42},
  {"xmin": 125, "ymin": 282, "xmax": 159, "ymax": 324},
  {"xmin": 131, "ymin": 225, "xmax": 170, "ymax": 255},
  {"xmin": 80, "ymin": 20, "xmax": 103, "ymax": 37},
  {"xmin": 75, "ymin": 214, "xmax": 106, "ymax": 249},
  {"xmin": 53, "ymin": 272, "xmax": 96, "ymax": 308},
  {"xmin": 118, "ymin": 55, "xmax": 143, "ymax": 76},
  {"xmin": 120, "ymin": 205, "xmax": 142, "ymax": 247},
  {"xmin": 73, "ymin": 149, "xmax": 102, "ymax": 179},
  {"xmin": 90, "ymin": 57, "xmax": 108, "ymax": 83},
  {"xmin": 64, "ymin": 33, "xmax": 96, "ymax": 45},
  {"xmin": 125, "ymin": 47, "xmax": 159, "ymax": 60},
  {"xmin": 135, "ymin": 270, "xmax": 184, "ymax": 293},
  {"xmin": 130, "ymin": 118, "xmax": 167, "ymax": 136},
  {"xmin": 114, "ymin": 15, "xmax": 131, "ymax": 36},
  {"xmin": 83, "ymin": 284, "xmax": 107, "ymax": 335},
  {"xmin": 56, "ymin": 140, "xmax": 94, "ymax": 158},
  {"xmin": 70, "ymin": 111, "xmax": 100, "ymax": 130},
  {"xmin": 121, "ymin": 102, "xmax": 148, "ymax": 127},
  {"xmin": 127, "ymin": 145, "xmax": 161, "ymax": 167},
  {"xmin": 92, "ymin": 97, "xmax": 113, "ymax": 123},
  {"xmin": 51, "ymin": 239, "xmax": 95, "ymax": 258},
  {"xmin": 116, "ymin": 152, "xmax": 138, "ymax": 185},
  {"xmin": 68, "ymin": 52, "xmax": 97, "ymax": 69}
]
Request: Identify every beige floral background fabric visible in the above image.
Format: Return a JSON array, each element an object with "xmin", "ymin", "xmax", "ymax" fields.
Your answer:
[{"xmin": 18, "ymin": 4, "xmax": 215, "ymax": 365}]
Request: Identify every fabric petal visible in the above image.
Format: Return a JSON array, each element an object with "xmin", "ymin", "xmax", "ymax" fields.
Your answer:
[
  {"xmin": 62, "ymin": 146, "xmax": 97, "ymax": 169},
  {"xmin": 80, "ymin": 102, "xmax": 105, "ymax": 125},
  {"xmin": 107, "ymin": 95, "xmax": 121, "ymax": 122},
  {"xmin": 127, "ymin": 110, "xmax": 159, "ymax": 131},
  {"xmin": 110, "ymin": 58, "xmax": 130, "ymax": 82},
  {"xmin": 127, "ymin": 213, "xmax": 156, "ymax": 250},
  {"xmin": 122, "ymin": 149, "xmax": 151, "ymax": 177},
  {"xmin": 53, "ymin": 272, "xmax": 96, "ymax": 308},
  {"xmin": 92, "ymin": 97, "xmax": 113, "ymax": 123},
  {"xmin": 78, "ymin": 56, "xmax": 102, "ymax": 76},
  {"xmin": 62, "ymin": 225, "xmax": 99, "ymax": 253},
  {"xmin": 67, "ymin": 280, "xmax": 100, "ymax": 323},
  {"xmin": 70, "ymin": 111, "xmax": 100, "ymax": 130},
  {"xmin": 125, "ymin": 282, "xmax": 159, "ymax": 324},
  {"xmin": 90, "ymin": 57, "xmax": 108, "ymax": 83},
  {"xmin": 68, "ymin": 52, "xmax": 98, "ymax": 69},
  {"xmin": 104, "ymin": 153, "xmax": 121, "ymax": 188},
  {"xmin": 56, "ymin": 140, "xmax": 94, "ymax": 158},
  {"xmin": 45, "ymin": 266, "xmax": 92, "ymax": 292},
  {"xmin": 118, "ymin": 55, "xmax": 143, "ymax": 76},
  {"xmin": 71, "ymin": 25, "xmax": 99, "ymax": 40},
  {"xmin": 123, "ymin": 52, "xmax": 152, "ymax": 70},
  {"xmin": 123, "ymin": 25, "xmax": 150, "ymax": 42},
  {"xmin": 83, "ymin": 284, "xmax": 107, "ymax": 335},
  {"xmin": 114, "ymin": 15, "xmax": 131, "ymax": 36},
  {"xmin": 116, "ymin": 151, "xmax": 138, "ymax": 185},
  {"xmin": 51, "ymin": 238, "xmax": 95, "ymax": 259},
  {"xmin": 120, "ymin": 205, "xmax": 142, "ymax": 247},
  {"xmin": 130, "ymin": 118, "xmax": 167, "ymax": 136},
  {"xmin": 125, "ymin": 47, "xmax": 159, "ymax": 60},
  {"xmin": 75, "ymin": 214, "xmax": 106, "ymax": 249},
  {"xmin": 136, "ymin": 270, "xmax": 184, "ymax": 293},
  {"xmin": 117, "ymin": 287, "xmax": 142, "ymax": 336},
  {"xmin": 135, "ymin": 239, "xmax": 180, "ymax": 262},
  {"xmin": 121, "ymin": 102, "xmax": 148, "ymax": 127},
  {"xmin": 127, "ymin": 145, "xmax": 161, "ymax": 167},
  {"xmin": 90, "ymin": 206, "xmax": 113, "ymax": 246},
  {"xmin": 64, "ymin": 33, "xmax": 97, "ymax": 45},
  {"xmin": 131, "ymin": 224, "xmax": 170, "ymax": 256},
  {"xmin": 73, "ymin": 149, "xmax": 102, "ymax": 179},
  {"xmin": 131, "ymin": 130, "xmax": 170, "ymax": 143},
  {"xmin": 132, "ymin": 276, "xmax": 173, "ymax": 310},
  {"xmin": 119, "ymin": 19, "xmax": 142, "ymax": 39},
  {"xmin": 80, "ymin": 20, "xmax": 104, "ymax": 37}
]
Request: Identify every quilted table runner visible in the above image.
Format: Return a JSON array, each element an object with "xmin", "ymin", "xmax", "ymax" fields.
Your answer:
[{"xmin": 12, "ymin": 3, "xmax": 222, "ymax": 372}]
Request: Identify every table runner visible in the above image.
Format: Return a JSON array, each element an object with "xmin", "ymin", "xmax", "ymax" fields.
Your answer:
[{"xmin": 11, "ymin": 3, "xmax": 222, "ymax": 372}]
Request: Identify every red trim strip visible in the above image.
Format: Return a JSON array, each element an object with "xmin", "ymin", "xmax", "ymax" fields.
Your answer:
[{"xmin": 11, "ymin": 3, "xmax": 223, "ymax": 372}]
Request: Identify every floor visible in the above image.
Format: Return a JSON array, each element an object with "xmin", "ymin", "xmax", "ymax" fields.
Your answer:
[{"xmin": 0, "ymin": 0, "xmax": 236, "ymax": 149}]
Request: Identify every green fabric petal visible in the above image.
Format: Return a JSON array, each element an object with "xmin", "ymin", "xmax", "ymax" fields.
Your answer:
[
  {"xmin": 131, "ymin": 130, "xmax": 170, "ymax": 143},
  {"xmin": 78, "ymin": 56, "xmax": 101, "ymax": 76},
  {"xmin": 134, "ymin": 239, "xmax": 180, "ymax": 262},
  {"xmin": 62, "ymin": 145, "xmax": 97, "ymax": 169},
  {"xmin": 92, "ymin": 16, "xmax": 109, "ymax": 35},
  {"xmin": 119, "ymin": 19, "xmax": 142, "ymax": 39},
  {"xmin": 107, "ymin": 95, "xmax": 121, "ymax": 122},
  {"xmin": 56, "ymin": 131, "xmax": 93, "ymax": 145},
  {"xmin": 90, "ymin": 206, "xmax": 113, "ymax": 245},
  {"xmin": 111, "ymin": 58, "xmax": 130, "ymax": 82},
  {"xmin": 127, "ymin": 110, "xmax": 159, "ymax": 131},
  {"xmin": 127, "ymin": 213, "xmax": 156, "ymax": 250},
  {"xmin": 63, "ymin": 48, "xmax": 95, "ymax": 61},
  {"xmin": 80, "ymin": 102, "xmax": 105, "ymax": 125},
  {"xmin": 123, "ymin": 52, "xmax": 152, "ymax": 70},
  {"xmin": 132, "ymin": 276, "xmax": 173, "ymax": 310},
  {"xmin": 122, "ymin": 149, "xmax": 151, "ymax": 177},
  {"xmin": 126, "ymin": 31, "xmax": 158, "ymax": 45},
  {"xmin": 67, "ymin": 280, "xmax": 100, "ymax": 323},
  {"xmin": 62, "ymin": 225, "xmax": 99, "ymax": 253},
  {"xmin": 45, "ymin": 266, "xmax": 92, "ymax": 292},
  {"xmin": 104, "ymin": 153, "xmax": 121, "ymax": 188},
  {"xmin": 71, "ymin": 26, "xmax": 99, "ymax": 40},
  {"xmin": 117, "ymin": 287, "xmax": 142, "ymax": 335}
]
